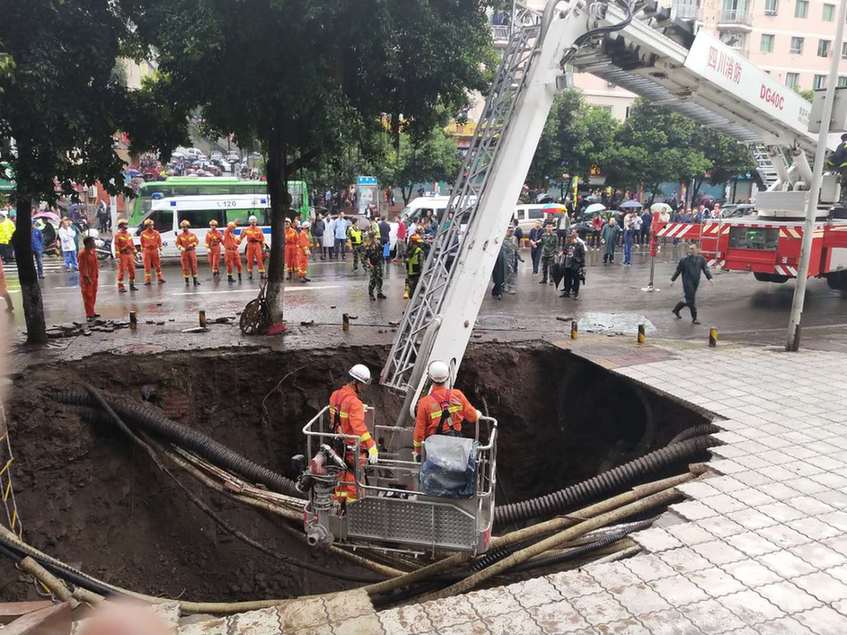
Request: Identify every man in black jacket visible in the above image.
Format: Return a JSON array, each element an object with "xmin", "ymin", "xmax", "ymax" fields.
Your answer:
[
  {"xmin": 528, "ymin": 220, "xmax": 544, "ymax": 274},
  {"xmin": 560, "ymin": 231, "xmax": 586, "ymax": 299},
  {"xmin": 671, "ymin": 245, "xmax": 713, "ymax": 324},
  {"xmin": 312, "ymin": 213, "xmax": 326, "ymax": 259}
]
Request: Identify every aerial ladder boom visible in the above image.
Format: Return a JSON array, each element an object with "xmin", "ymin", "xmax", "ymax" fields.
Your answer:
[{"xmin": 382, "ymin": 0, "xmax": 834, "ymax": 411}]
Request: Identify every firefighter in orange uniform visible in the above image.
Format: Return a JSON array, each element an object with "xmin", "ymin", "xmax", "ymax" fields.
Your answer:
[
  {"xmin": 242, "ymin": 215, "xmax": 265, "ymax": 280},
  {"xmin": 296, "ymin": 221, "xmax": 311, "ymax": 283},
  {"xmin": 328, "ymin": 364, "xmax": 378, "ymax": 502},
  {"xmin": 175, "ymin": 220, "xmax": 200, "ymax": 286},
  {"xmin": 205, "ymin": 219, "xmax": 223, "ymax": 277},
  {"xmin": 78, "ymin": 236, "xmax": 100, "ymax": 320},
  {"xmin": 413, "ymin": 360, "xmax": 481, "ymax": 462},
  {"xmin": 139, "ymin": 219, "xmax": 166, "ymax": 285},
  {"xmin": 223, "ymin": 221, "xmax": 243, "ymax": 283},
  {"xmin": 284, "ymin": 218, "xmax": 298, "ymax": 280},
  {"xmin": 113, "ymin": 218, "xmax": 137, "ymax": 293}
]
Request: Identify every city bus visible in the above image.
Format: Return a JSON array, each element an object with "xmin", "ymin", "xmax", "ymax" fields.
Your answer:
[
  {"xmin": 128, "ymin": 177, "xmax": 310, "ymax": 226},
  {"xmin": 129, "ymin": 194, "xmax": 272, "ymax": 258}
]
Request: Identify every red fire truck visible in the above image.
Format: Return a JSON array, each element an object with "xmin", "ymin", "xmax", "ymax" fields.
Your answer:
[{"xmin": 655, "ymin": 215, "xmax": 847, "ymax": 290}]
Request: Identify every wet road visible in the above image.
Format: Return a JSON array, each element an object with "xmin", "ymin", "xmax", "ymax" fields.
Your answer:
[{"xmin": 3, "ymin": 242, "xmax": 846, "ymax": 348}]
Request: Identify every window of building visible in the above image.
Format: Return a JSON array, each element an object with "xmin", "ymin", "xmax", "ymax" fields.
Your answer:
[
  {"xmin": 760, "ymin": 33, "xmax": 775, "ymax": 52},
  {"xmin": 814, "ymin": 74, "xmax": 827, "ymax": 89},
  {"xmin": 599, "ymin": 105, "xmax": 613, "ymax": 113},
  {"xmin": 795, "ymin": 0, "xmax": 808, "ymax": 17},
  {"xmin": 791, "ymin": 36, "xmax": 804, "ymax": 53},
  {"xmin": 839, "ymin": 76, "xmax": 847, "ymax": 87},
  {"xmin": 823, "ymin": 3, "xmax": 835, "ymax": 20},
  {"xmin": 764, "ymin": 0, "xmax": 778, "ymax": 14},
  {"xmin": 785, "ymin": 72, "xmax": 800, "ymax": 88},
  {"xmin": 842, "ymin": 42, "xmax": 847, "ymax": 58},
  {"xmin": 818, "ymin": 39, "xmax": 832, "ymax": 57}
]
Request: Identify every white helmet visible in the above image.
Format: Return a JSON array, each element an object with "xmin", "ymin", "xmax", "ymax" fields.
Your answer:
[
  {"xmin": 428, "ymin": 361, "xmax": 450, "ymax": 384},
  {"xmin": 349, "ymin": 364, "xmax": 371, "ymax": 384},
  {"xmin": 248, "ymin": 215, "xmax": 258, "ymax": 223}
]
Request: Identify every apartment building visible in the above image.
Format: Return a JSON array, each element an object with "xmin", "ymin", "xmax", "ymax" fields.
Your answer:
[{"xmin": 705, "ymin": 0, "xmax": 845, "ymax": 91}]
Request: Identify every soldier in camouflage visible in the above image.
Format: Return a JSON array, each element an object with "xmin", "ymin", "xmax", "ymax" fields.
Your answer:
[{"xmin": 363, "ymin": 232, "xmax": 387, "ymax": 301}]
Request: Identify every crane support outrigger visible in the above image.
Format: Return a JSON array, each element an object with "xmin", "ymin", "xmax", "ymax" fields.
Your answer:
[{"xmin": 296, "ymin": 0, "xmax": 835, "ymax": 556}]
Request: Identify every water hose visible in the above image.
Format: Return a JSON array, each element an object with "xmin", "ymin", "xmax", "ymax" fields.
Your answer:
[
  {"xmin": 53, "ymin": 389, "xmax": 303, "ymax": 498},
  {"xmin": 493, "ymin": 435, "xmax": 719, "ymax": 526},
  {"xmin": 668, "ymin": 423, "xmax": 723, "ymax": 445},
  {"xmin": 77, "ymin": 382, "xmax": 381, "ymax": 585},
  {"xmin": 424, "ymin": 486, "xmax": 682, "ymax": 601}
]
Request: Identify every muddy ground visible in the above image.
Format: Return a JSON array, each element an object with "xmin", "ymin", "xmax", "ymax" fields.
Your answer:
[{"xmin": 3, "ymin": 342, "xmax": 709, "ymax": 602}]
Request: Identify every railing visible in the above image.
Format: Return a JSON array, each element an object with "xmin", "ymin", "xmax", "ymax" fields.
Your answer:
[
  {"xmin": 719, "ymin": 9, "xmax": 753, "ymax": 25},
  {"xmin": 671, "ymin": 0, "xmax": 702, "ymax": 20},
  {"xmin": 491, "ymin": 25, "xmax": 510, "ymax": 44},
  {"xmin": 302, "ymin": 406, "xmax": 498, "ymax": 553}
]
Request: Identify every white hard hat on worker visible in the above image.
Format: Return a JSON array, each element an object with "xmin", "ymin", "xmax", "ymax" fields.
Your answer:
[{"xmin": 348, "ymin": 364, "xmax": 371, "ymax": 385}]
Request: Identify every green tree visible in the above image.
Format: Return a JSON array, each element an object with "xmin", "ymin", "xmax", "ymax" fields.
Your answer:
[
  {"xmin": 526, "ymin": 90, "xmax": 619, "ymax": 191},
  {"xmin": 0, "ymin": 1, "xmax": 159, "ymax": 344},
  {"xmin": 137, "ymin": 1, "xmax": 493, "ymax": 323},
  {"xmin": 601, "ymin": 100, "xmax": 711, "ymax": 202},
  {"xmin": 378, "ymin": 128, "xmax": 462, "ymax": 205},
  {"xmin": 689, "ymin": 128, "xmax": 756, "ymax": 200}
]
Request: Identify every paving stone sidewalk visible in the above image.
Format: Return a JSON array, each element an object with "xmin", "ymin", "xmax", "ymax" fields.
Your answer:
[{"xmin": 373, "ymin": 345, "xmax": 847, "ymax": 635}]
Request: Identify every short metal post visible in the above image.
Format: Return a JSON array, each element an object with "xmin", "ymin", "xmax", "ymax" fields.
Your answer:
[
  {"xmin": 570, "ymin": 320, "xmax": 578, "ymax": 340},
  {"xmin": 198, "ymin": 310, "xmax": 207, "ymax": 328},
  {"xmin": 637, "ymin": 323, "xmax": 646, "ymax": 344},
  {"xmin": 129, "ymin": 311, "xmax": 137, "ymax": 330},
  {"xmin": 342, "ymin": 313, "xmax": 350, "ymax": 332},
  {"xmin": 709, "ymin": 327, "xmax": 718, "ymax": 348}
]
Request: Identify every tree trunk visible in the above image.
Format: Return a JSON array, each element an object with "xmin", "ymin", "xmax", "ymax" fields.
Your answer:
[
  {"xmin": 13, "ymin": 196, "xmax": 47, "ymax": 344},
  {"xmin": 264, "ymin": 131, "xmax": 287, "ymax": 324},
  {"xmin": 402, "ymin": 183, "xmax": 413, "ymax": 205}
]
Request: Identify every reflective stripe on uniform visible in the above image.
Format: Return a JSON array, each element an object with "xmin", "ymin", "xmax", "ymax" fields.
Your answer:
[{"xmin": 360, "ymin": 431, "xmax": 372, "ymax": 443}]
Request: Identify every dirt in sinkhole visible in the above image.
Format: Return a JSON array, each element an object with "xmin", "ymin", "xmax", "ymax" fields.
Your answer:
[{"xmin": 2, "ymin": 341, "xmax": 710, "ymax": 602}]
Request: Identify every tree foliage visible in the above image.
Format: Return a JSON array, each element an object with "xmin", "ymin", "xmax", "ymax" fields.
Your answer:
[
  {"xmin": 137, "ymin": 0, "xmax": 495, "ymax": 322},
  {"xmin": 0, "ymin": 0, "xmax": 154, "ymax": 344},
  {"xmin": 526, "ymin": 90, "xmax": 619, "ymax": 189},
  {"xmin": 377, "ymin": 128, "xmax": 462, "ymax": 205}
]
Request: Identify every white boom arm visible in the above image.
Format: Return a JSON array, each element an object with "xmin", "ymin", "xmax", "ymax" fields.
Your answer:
[{"xmin": 382, "ymin": 0, "xmax": 826, "ymax": 415}]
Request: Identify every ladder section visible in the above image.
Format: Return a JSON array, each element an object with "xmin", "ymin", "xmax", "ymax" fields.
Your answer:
[
  {"xmin": 380, "ymin": 15, "xmax": 542, "ymax": 392},
  {"xmin": 0, "ymin": 407, "xmax": 22, "ymax": 539},
  {"xmin": 751, "ymin": 144, "xmax": 780, "ymax": 191}
]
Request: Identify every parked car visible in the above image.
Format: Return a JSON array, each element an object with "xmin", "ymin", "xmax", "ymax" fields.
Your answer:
[{"xmin": 720, "ymin": 204, "xmax": 756, "ymax": 219}]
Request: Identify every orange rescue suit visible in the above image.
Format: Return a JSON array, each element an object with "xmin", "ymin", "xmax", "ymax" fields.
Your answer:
[
  {"xmin": 139, "ymin": 228, "xmax": 164, "ymax": 283},
  {"xmin": 175, "ymin": 230, "xmax": 199, "ymax": 277},
  {"xmin": 328, "ymin": 384, "xmax": 375, "ymax": 501},
  {"xmin": 205, "ymin": 228, "xmax": 223, "ymax": 273},
  {"xmin": 414, "ymin": 387, "xmax": 479, "ymax": 455},
  {"xmin": 78, "ymin": 248, "xmax": 99, "ymax": 318},
  {"xmin": 296, "ymin": 229, "xmax": 310, "ymax": 277},
  {"xmin": 284, "ymin": 226, "xmax": 298, "ymax": 273},
  {"xmin": 223, "ymin": 227, "xmax": 242, "ymax": 274},
  {"xmin": 242, "ymin": 226, "xmax": 265, "ymax": 273},
  {"xmin": 113, "ymin": 229, "xmax": 136, "ymax": 286}
]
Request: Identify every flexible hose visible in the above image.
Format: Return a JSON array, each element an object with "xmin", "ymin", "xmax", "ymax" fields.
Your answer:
[
  {"xmin": 493, "ymin": 435, "xmax": 719, "ymax": 526},
  {"xmin": 54, "ymin": 389, "xmax": 303, "ymax": 498},
  {"xmin": 668, "ymin": 423, "xmax": 723, "ymax": 446}
]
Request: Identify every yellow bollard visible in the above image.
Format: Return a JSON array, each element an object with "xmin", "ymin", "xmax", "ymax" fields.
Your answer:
[
  {"xmin": 637, "ymin": 323, "xmax": 646, "ymax": 344},
  {"xmin": 570, "ymin": 320, "xmax": 578, "ymax": 340},
  {"xmin": 342, "ymin": 313, "xmax": 350, "ymax": 332},
  {"xmin": 129, "ymin": 311, "xmax": 137, "ymax": 330},
  {"xmin": 198, "ymin": 310, "xmax": 207, "ymax": 328},
  {"xmin": 709, "ymin": 327, "xmax": 718, "ymax": 348}
]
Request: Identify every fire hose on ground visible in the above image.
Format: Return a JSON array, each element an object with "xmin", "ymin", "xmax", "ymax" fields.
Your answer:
[
  {"xmin": 53, "ymin": 389, "xmax": 303, "ymax": 499},
  {"xmin": 492, "ymin": 433, "xmax": 721, "ymax": 526}
]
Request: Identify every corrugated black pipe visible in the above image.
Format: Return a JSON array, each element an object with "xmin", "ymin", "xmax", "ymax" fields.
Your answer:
[
  {"xmin": 493, "ymin": 435, "xmax": 720, "ymax": 526},
  {"xmin": 668, "ymin": 423, "xmax": 723, "ymax": 445},
  {"xmin": 53, "ymin": 389, "xmax": 303, "ymax": 499}
]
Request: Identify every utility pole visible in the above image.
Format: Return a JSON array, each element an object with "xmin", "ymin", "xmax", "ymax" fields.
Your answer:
[{"xmin": 786, "ymin": 0, "xmax": 846, "ymax": 351}]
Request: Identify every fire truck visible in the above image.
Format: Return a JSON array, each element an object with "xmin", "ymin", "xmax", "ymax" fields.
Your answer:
[
  {"xmin": 296, "ymin": 0, "xmax": 846, "ymax": 555},
  {"xmin": 656, "ymin": 212, "xmax": 847, "ymax": 290}
]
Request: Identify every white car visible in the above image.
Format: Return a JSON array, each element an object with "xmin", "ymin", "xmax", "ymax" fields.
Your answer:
[{"xmin": 210, "ymin": 151, "xmax": 223, "ymax": 161}]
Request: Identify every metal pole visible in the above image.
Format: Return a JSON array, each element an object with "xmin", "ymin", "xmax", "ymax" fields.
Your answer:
[{"xmin": 786, "ymin": 0, "xmax": 846, "ymax": 351}]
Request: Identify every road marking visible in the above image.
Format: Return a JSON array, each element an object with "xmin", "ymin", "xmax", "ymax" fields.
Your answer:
[{"xmin": 171, "ymin": 284, "xmax": 342, "ymax": 296}]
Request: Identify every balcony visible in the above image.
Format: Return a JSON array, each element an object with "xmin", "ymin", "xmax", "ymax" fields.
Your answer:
[
  {"xmin": 717, "ymin": 9, "xmax": 753, "ymax": 30},
  {"xmin": 671, "ymin": 0, "xmax": 703, "ymax": 20}
]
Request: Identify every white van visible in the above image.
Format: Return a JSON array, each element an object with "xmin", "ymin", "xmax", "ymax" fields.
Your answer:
[
  {"xmin": 128, "ymin": 194, "xmax": 271, "ymax": 258},
  {"xmin": 512, "ymin": 204, "xmax": 566, "ymax": 234},
  {"xmin": 400, "ymin": 196, "xmax": 451, "ymax": 224}
]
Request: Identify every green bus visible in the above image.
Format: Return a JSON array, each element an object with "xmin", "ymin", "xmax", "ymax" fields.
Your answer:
[{"xmin": 128, "ymin": 177, "xmax": 310, "ymax": 225}]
